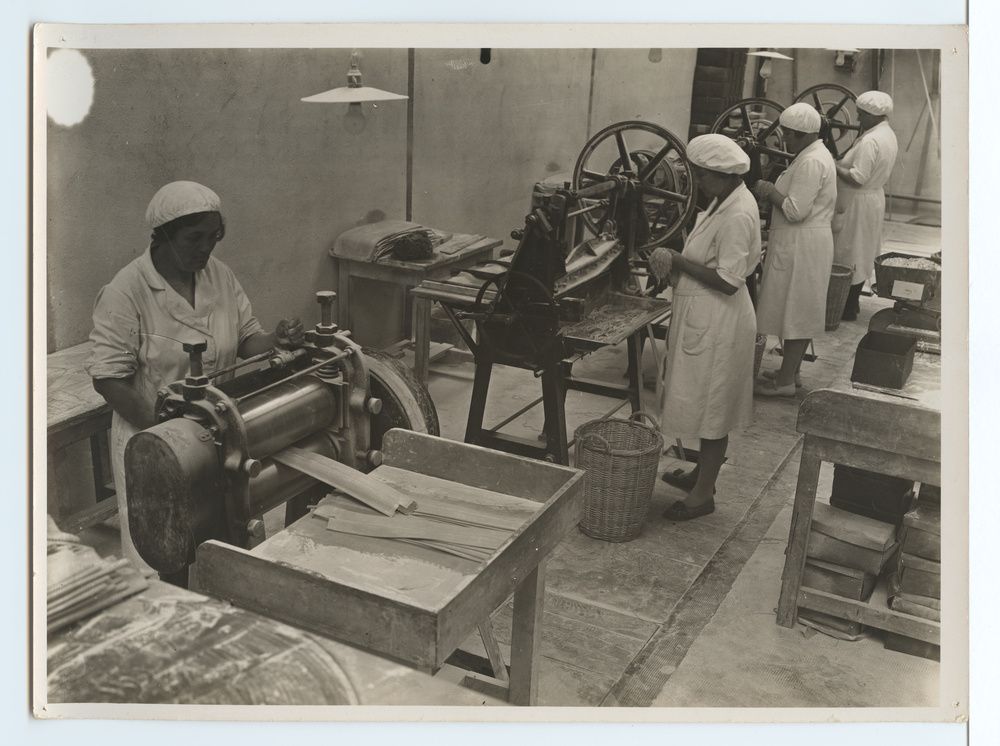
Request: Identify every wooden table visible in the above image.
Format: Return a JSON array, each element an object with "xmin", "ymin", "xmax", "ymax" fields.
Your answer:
[
  {"xmin": 45, "ymin": 579, "xmax": 501, "ymax": 707},
  {"xmin": 191, "ymin": 429, "xmax": 585, "ymax": 705},
  {"xmin": 332, "ymin": 235, "xmax": 502, "ymax": 383},
  {"xmin": 47, "ymin": 342, "xmax": 116, "ymax": 530},
  {"xmin": 776, "ymin": 352, "xmax": 941, "ymax": 645}
]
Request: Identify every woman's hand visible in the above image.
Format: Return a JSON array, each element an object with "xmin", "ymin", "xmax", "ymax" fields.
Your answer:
[
  {"xmin": 274, "ymin": 317, "xmax": 305, "ymax": 348},
  {"xmin": 648, "ymin": 247, "xmax": 675, "ymax": 283},
  {"xmin": 753, "ymin": 180, "xmax": 775, "ymax": 202}
]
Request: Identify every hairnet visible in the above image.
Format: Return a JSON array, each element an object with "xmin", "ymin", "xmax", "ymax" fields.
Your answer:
[
  {"xmin": 686, "ymin": 133, "xmax": 751, "ymax": 175},
  {"xmin": 778, "ymin": 103, "xmax": 821, "ymax": 134},
  {"xmin": 856, "ymin": 90, "xmax": 893, "ymax": 116},
  {"xmin": 145, "ymin": 181, "xmax": 222, "ymax": 229}
]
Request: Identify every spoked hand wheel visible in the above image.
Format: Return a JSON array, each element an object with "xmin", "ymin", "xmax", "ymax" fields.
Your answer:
[
  {"xmin": 572, "ymin": 120, "xmax": 696, "ymax": 252},
  {"xmin": 710, "ymin": 97, "xmax": 792, "ymax": 182},
  {"xmin": 794, "ymin": 83, "xmax": 861, "ymax": 159}
]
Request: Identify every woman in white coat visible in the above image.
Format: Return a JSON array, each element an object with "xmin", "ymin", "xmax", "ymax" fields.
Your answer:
[
  {"xmin": 753, "ymin": 103, "xmax": 837, "ymax": 396},
  {"xmin": 86, "ymin": 181, "xmax": 304, "ymax": 579},
  {"xmin": 648, "ymin": 134, "xmax": 761, "ymax": 520},
  {"xmin": 834, "ymin": 90, "xmax": 899, "ymax": 320}
]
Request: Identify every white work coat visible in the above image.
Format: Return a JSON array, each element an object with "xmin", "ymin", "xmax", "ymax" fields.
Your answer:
[
  {"xmin": 832, "ymin": 120, "xmax": 899, "ymax": 284},
  {"xmin": 86, "ymin": 246, "xmax": 263, "ymax": 570},
  {"xmin": 661, "ymin": 183, "xmax": 761, "ymax": 441},
  {"xmin": 756, "ymin": 139, "xmax": 837, "ymax": 340}
]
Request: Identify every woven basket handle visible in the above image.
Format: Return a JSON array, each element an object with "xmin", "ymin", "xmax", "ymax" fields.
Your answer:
[
  {"xmin": 629, "ymin": 411, "xmax": 660, "ymax": 430},
  {"xmin": 580, "ymin": 433, "xmax": 612, "ymax": 454}
]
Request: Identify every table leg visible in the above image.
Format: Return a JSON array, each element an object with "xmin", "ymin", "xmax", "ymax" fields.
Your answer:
[
  {"xmin": 626, "ymin": 333, "xmax": 642, "ymax": 413},
  {"xmin": 337, "ymin": 262, "xmax": 351, "ymax": 331},
  {"xmin": 776, "ymin": 437, "xmax": 823, "ymax": 627},
  {"xmin": 509, "ymin": 560, "xmax": 546, "ymax": 706},
  {"xmin": 413, "ymin": 295, "xmax": 431, "ymax": 385}
]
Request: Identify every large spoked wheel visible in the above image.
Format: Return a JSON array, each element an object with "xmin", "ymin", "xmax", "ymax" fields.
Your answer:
[
  {"xmin": 710, "ymin": 97, "xmax": 791, "ymax": 177},
  {"xmin": 794, "ymin": 84, "xmax": 861, "ymax": 159},
  {"xmin": 572, "ymin": 120, "xmax": 696, "ymax": 252}
]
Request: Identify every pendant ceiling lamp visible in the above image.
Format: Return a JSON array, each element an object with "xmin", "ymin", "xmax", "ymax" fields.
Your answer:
[{"xmin": 302, "ymin": 49, "xmax": 408, "ymax": 134}]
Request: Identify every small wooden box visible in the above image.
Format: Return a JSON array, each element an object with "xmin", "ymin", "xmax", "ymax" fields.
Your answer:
[
  {"xmin": 807, "ymin": 503, "xmax": 899, "ymax": 575},
  {"xmin": 900, "ymin": 502, "xmax": 941, "ymax": 561},
  {"xmin": 891, "ymin": 594, "xmax": 940, "ymax": 622},
  {"xmin": 898, "ymin": 552, "xmax": 941, "ymax": 599},
  {"xmin": 802, "ymin": 558, "xmax": 876, "ymax": 602}
]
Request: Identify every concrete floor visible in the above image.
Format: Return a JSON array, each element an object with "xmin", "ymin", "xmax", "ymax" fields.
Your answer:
[{"xmin": 426, "ymin": 292, "xmax": 940, "ymax": 707}]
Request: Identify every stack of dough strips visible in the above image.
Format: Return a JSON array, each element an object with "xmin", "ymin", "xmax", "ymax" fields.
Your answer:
[
  {"xmin": 272, "ymin": 447, "xmax": 521, "ymax": 562},
  {"xmin": 47, "ymin": 542, "xmax": 147, "ymax": 633}
]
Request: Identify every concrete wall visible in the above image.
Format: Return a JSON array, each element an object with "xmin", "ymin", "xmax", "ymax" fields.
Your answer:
[
  {"xmin": 46, "ymin": 48, "xmax": 698, "ymax": 353},
  {"xmin": 748, "ymin": 48, "xmax": 940, "ymax": 205},
  {"xmin": 46, "ymin": 48, "xmax": 409, "ymax": 352}
]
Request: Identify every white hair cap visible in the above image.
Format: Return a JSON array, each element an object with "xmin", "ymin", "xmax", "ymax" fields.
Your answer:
[
  {"xmin": 857, "ymin": 90, "xmax": 893, "ymax": 116},
  {"xmin": 686, "ymin": 133, "xmax": 751, "ymax": 175},
  {"xmin": 145, "ymin": 181, "xmax": 222, "ymax": 229},
  {"xmin": 778, "ymin": 103, "xmax": 822, "ymax": 134}
]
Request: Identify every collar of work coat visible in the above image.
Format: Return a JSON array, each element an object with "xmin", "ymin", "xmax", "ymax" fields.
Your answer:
[
  {"xmin": 135, "ymin": 245, "xmax": 222, "ymax": 337},
  {"xmin": 685, "ymin": 182, "xmax": 750, "ymax": 244}
]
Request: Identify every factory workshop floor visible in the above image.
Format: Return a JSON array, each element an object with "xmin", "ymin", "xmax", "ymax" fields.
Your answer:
[{"xmin": 422, "ymin": 290, "xmax": 939, "ymax": 707}]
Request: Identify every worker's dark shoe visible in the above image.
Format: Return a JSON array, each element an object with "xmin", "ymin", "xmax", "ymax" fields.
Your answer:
[
  {"xmin": 661, "ymin": 467, "xmax": 698, "ymax": 490},
  {"xmin": 663, "ymin": 499, "xmax": 715, "ymax": 521},
  {"xmin": 841, "ymin": 309, "xmax": 858, "ymax": 321},
  {"xmin": 761, "ymin": 369, "xmax": 802, "ymax": 388}
]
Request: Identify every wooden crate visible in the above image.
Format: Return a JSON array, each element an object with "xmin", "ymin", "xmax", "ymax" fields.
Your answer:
[
  {"xmin": 898, "ymin": 552, "xmax": 941, "ymax": 599},
  {"xmin": 802, "ymin": 558, "xmax": 876, "ymax": 601},
  {"xmin": 190, "ymin": 429, "xmax": 584, "ymax": 674}
]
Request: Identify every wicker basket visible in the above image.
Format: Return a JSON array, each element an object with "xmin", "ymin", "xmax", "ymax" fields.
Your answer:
[
  {"xmin": 825, "ymin": 263, "xmax": 853, "ymax": 331},
  {"xmin": 753, "ymin": 333, "xmax": 767, "ymax": 380},
  {"xmin": 574, "ymin": 412, "xmax": 663, "ymax": 542}
]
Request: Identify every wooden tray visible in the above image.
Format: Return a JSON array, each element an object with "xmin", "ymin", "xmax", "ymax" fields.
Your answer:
[{"xmin": 190, "ymin": 429, "xmax": 584, "ymax": 671}]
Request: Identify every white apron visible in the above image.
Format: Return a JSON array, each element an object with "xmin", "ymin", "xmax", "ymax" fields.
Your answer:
[
  {"xmin": 756, "ymin": 139, "xmax": 837, "ymax": 340},
  {"xmin": 832, "ymin": 121, "xmax": 899, "ymax": 284},
  {"xmin": 661, "ymin": 184, "xmax": 761, "ymax": 441}
]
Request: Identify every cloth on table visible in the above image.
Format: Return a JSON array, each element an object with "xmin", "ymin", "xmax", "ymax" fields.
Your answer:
[{"xmin": 331, "ymin": 220, "xmax": 451, "ymax": 263}]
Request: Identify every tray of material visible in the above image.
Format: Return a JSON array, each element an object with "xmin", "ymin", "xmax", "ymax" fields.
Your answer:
[
  {"xmin": 560, "ymin": 292, "xmax": 671, "ymax": 349},
  {"xmin": 190, "ymin": 429, "xmax": 584, "ymax": 672}
]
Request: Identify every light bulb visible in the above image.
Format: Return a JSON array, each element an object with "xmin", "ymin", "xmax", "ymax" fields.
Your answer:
[
  {"xmin": 343, "ymin": 102, "xmax": 367, "ymax": 135},
  {"xmin": 648, "ymin": 48, "xmax": 662, "ymax": 63}
]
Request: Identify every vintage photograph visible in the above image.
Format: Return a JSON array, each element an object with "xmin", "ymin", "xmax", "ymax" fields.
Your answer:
[{"xmin": 32, "ymin": 24, "xmax": 967, "ymax": 718}]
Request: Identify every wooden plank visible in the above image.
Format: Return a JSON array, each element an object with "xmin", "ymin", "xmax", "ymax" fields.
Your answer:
[
  {"xmin": 191, "ymin": 540, "xmax": 442, "ymax": 669},
  {"xmin": 412, "ymin": 295, "xmax": 432, "ymax": 384},
  {"xmin": 806, "ymin": 435, "xmax": 940, "ymax": 485},
  {"xmin": 478, "ymin": 620, "xmax": 510, "ymax": 683},
  {"xmin": 508, "ymin": 561, "xmax": 546, "ymax": 706},
  {"xmin": 797, "ymin": 586, "xmax": 940, "ymax": 645},
  {"xmin": 381, "ymin": 429, "xmax": 580, "ymax": 504},
  {"xmin": 460, "ymin": 670, "xmax": 511, "ymax": 701},
  {"xmin": 60, "ymin": 497, "xmax": 118, "ymax": 534},
  {"xmin": 271, "ymin": 447, "xmax": 410, "ymax": 516},
  {"xmin": 776, "ymin": 440, "xmax": 823, "ymax": 627}
]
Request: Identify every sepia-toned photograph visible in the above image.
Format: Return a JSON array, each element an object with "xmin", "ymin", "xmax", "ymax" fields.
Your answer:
[{"xmin": 31, "ymin": 24, "xmax": 968, "ymax": 721}]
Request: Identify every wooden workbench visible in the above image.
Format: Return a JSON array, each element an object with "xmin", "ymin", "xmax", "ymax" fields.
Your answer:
[
  {"xmin": 45, "ymin": 579, "xmax": 501, "ymax": 707},
  {"xmin": 776, "ymin": 352, "xmax": 941, "ymax": 644},
  {"xmin": 332, "ymin": 234, "xmax": 502, "ymax": 383},
  {"xmin": 47, "ymin": 342, "xmax": 116, "ymax": 530}
]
